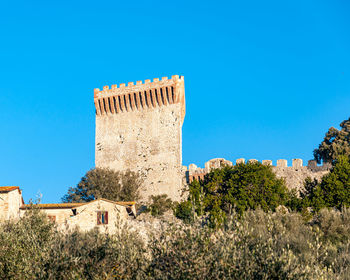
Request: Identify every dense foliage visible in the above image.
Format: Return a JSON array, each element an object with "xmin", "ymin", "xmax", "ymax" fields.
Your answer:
[
  {"xmin": 62, "ymin": 168, "xmax": 143, "ymax": 203},
  {"xmin": 314, "ymin": 117, "xmax": 350, "ymax": 164},
  {"xmin": 146, "ymin": 194, "xmax": 173, "ymax": 217},
  {"xmin": 301, "ymin": 156, "xmax": 350, "ymax": 212},
  {"xmin": 0, "ymin": 209, "xmax": 145, "ymax": 279},
  {"xmin": 1, "ymin": 208, "xmax": 350, "ymax": 279},
  {"xmin": 176, "ymin": 162, "xmax": 289, "ymax": 226}
]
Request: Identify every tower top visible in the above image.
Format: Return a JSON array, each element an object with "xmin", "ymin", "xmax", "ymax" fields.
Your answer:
[{"xmin": 94, "ymin": 75, "xmax": 185, "ymax": 123}]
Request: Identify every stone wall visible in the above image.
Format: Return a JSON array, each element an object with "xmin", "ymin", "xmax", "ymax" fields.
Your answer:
[
  {"xmin": 64, "ymin": 200, "xmax": 130, "ymax": 233},
  {"xmin": 0, "ymin": 187, "xmax": 23, "ymax": 221},
  {"xmin": 19, "ymin": 200, "xmax": 133, "ymax": 233},
  {"xmin": 187, "ymin": 158, "xmax": 331, "ymax": 191},
  {"xmin": 94, "ymin": 76, "xmax": 185, "ymax": 201}
]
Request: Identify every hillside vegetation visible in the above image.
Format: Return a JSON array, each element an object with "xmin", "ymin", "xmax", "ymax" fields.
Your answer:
[
  {"xmin": 2, "ymin": 118, "xmax": 350, "ymax": 279},
  {"xmin": 1, "ymin": 207, "xmax": 350, "ymax": 279}
]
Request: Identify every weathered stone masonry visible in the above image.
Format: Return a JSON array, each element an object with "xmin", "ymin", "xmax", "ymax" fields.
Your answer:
[
  {"xmin": 94, "ymin": 76, "xmax": 185, "ymax": 201},
  {"xmin": 187, "ymin": 158, "xmax": 331, "ymax": 192}
]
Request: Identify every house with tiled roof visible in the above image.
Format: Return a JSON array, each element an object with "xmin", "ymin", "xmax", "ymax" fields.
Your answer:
[{"xmin": 0, "ymin": 186, "xmax": 136, "ymax": 233}]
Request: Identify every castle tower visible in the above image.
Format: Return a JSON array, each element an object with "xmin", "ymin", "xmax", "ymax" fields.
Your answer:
[{"xmin": 94, "ymin": 75, "xmax": 185, "ymax": 201}]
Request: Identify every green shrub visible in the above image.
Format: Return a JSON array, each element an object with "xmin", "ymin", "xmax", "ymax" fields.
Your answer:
[
  {"xmin": 174, "ymin": 200, "xmax": 194, "ymax": 223},
  {"xmin": 0, "ymin": 209, "xmax": 146, "ymax": 280},
  {"xmin": 147, "ymin": 209, "xmax": 336, "ymax": 279},
  {"xmin": 147, "ymin": 194, "xmax": 173, "ymax": 217},
  {"xmin": 1, "ymin": 206, "xmax": 350, "ymax": 279}
]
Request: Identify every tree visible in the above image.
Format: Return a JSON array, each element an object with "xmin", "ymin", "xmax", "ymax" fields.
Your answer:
[
  {"xmin": 302, "ymin": 156, "xmax": 350, "ymax": 211},
  {"xmin": 314, "ymin": 118, "xmax": 350, "ymax": 164},
  {"xmin": 62, "ymin": 168, "xmax": 143, "ymax": 203},
  {"xmin": 300, "ymin": 177, "xmax": 325, "ymax": 212},
  {"xmin": 177, "ymin": 162, "xmax": 290, "ymax": 226}
]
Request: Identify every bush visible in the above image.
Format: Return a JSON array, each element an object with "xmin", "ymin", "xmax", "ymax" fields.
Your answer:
[
  {"xmin": 147, "ymin": 194, "xmax": 173, "ymax": 217},
  {"xmin": 174, "ymin": 200, "xmax": 194, "ymax": 223},
  {"xmin": 147, "ymin": 209, "xmax": 337, "ymax": 279},
  {"xmin": 0, "ymin": 209, "xmax": 146, "ymax": 279},
  {"xmin": 2, "ymin": 206, "xmax": 350, "ymax": 279}
]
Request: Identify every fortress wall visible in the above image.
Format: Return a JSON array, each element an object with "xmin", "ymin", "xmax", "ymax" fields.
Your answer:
[
  {"xmin": 95, "ymin": 76, "xmax": 185, "ymax": 201},
  {"xmin": 187, "ymin": 158, "xmax": 331, "ymax": 191}
]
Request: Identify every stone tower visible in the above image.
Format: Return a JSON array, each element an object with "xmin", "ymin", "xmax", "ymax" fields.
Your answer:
[{"xmin": 94, "ymin": 75, "xmax": 185, "ymax": 201}]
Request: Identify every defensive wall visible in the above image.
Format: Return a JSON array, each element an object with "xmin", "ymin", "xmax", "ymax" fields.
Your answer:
[
  {"xmin": 186, "ymin": 158, "xmax": 331, "ymax": 191},
  {"xmin": 94, "ymin": 75, "xmax": 185, "ymax": 201}
]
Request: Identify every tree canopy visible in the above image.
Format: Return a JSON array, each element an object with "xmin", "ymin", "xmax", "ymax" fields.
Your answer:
[
  {"xmin": 62, "ymin": 168, "xmax": 143, "ymax": 203},
  {"xmin": 314, "ymin": 118, "xmax": 350, "ymax": 164},
  {"xmin": 176, "ymin": 162, "xmax": 290, "ymax": 226},
  {"xmin": 302, "ymin": 156, "xmax": 350, "ymax": 211}
]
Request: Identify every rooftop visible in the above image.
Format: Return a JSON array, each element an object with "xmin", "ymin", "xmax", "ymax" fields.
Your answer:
[
  {"xmin": 0, "ymin": 186, "xmax": 20, "ymax": 193},
  {"xmin": 19, "ymin": 199, "xmax": 136, "ymax": 210}
]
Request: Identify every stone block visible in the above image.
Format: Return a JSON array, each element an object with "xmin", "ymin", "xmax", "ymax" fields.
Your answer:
[
  {"xmin": 248, "ymin": 159, "xmax": 258, "ymax": 164},
  {"xmin": 308, "ymin": 160, "xmax": 317, "ymax": 169},
  {"xmin": 262, "ymin": 160, "xmax": 272, "ymax": 166},
  {"xmin": 204, "ymin": 161, "xmax": 211, "ymax": 172},
  {"xmin": 292, "ymin": 159, "xmax": 303, "ymax": 168},
  {"xmin": 236, "ymin": 158, "xmax": 245, "ymax": 165},
  {"xmin": 277, "ymin": 159, "xmax": 287, "ymax": 167},
  {"xmin": 188, "ymin": 164, "xmax": 198, "ymax": 174}
]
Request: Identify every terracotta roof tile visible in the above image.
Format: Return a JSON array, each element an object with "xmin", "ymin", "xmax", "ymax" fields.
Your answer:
[
  {"xmin": 0, "ymin": 186, "xmax": 20, "ymax": 192},
  {"xmin": 20, "ymin": 203, "xmax": 86, "ymax": 209},
  {"xmin": 19, "ymin": 199, "xmax": 136, "ymax": 210}
]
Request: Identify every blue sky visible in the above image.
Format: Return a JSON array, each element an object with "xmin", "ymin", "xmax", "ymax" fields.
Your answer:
[{"xmin": 0, "ymin": 0, "xmax": 349, "ymax": 203}]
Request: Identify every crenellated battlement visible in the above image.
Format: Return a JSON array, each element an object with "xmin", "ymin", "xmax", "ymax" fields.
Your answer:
[
  {"xmin": 94, "ymin": 75, "xmax": 185, "ymax": 123},
  {"xmin": 186, "ymin": 158, "xmax": 332, "ymax": 190},
  {"xmin": 187, "ymin": 158, "xmax": 331, "ymax": 175}
]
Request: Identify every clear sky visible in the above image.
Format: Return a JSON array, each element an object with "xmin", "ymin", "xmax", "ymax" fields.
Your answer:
[{"xmin": 0, "ymin": 0, "xmax": 349, "ymax": 203}]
